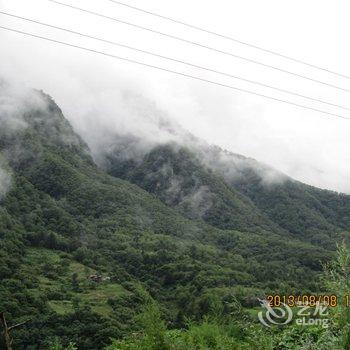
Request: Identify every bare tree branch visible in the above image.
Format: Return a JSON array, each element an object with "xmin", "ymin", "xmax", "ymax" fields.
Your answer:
[{"xmin": 1, "ymin": 312, "xmax": 30, "ymax": 350}]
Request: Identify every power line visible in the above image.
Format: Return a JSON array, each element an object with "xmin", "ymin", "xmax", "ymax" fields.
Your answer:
[
  {"xmin": 1, "ymin": 25, "xmax": 349, "ymax": 121},
  {"xmin": 2, "ymin": 10, "xmax": 349, "ymax": 112},
  {"xmin": 105, "ymin": 0, "xmax": 350, "ymax": 81},
  {"xmin": 47, "ymin": 0, "xmax": 350, "ymax": 93}
]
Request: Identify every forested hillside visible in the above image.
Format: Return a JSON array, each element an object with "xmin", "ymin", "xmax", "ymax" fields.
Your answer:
[
  {"xmin": 0, "ymin": 88, "xmax": 349, "ymax": 349},
  {"xmin": 102, "ymin": 133, "xmax": 350, "ymax": 247}
]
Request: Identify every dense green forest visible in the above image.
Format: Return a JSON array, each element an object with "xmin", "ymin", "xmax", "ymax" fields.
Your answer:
[
  {"xmin": 49, "ymin": 243, "xmax": 350, "ymax": 350},
  {"xmin": 1, "ymin": 89, "xmax": 350, "ymax": 349}
]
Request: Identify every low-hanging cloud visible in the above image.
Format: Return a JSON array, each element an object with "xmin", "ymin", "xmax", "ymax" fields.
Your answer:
[
  {"xmin": 0, "ymin": 81, "xmax": 33, "ymax": 197},
  {"xmin": 0, "ymin": 74, "xmax": 291, "ymax": 191},
  {"xmin": 1, "ymin": 0, "xmax": 349, "ymax": 194},
  {"xmin": 0, "ymin": 159, "xmax": 11, "ymax": 200}
]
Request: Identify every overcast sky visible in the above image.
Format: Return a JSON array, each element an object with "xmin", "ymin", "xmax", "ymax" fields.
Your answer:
[{"xmin": 1, "ymin": 0, "xmax": 350, "ymax": 193}]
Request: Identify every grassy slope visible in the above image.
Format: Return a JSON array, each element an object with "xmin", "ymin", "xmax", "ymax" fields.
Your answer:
[{"xmin": 22, "ymin": 248, "xmax": 126, "ymax": 317}]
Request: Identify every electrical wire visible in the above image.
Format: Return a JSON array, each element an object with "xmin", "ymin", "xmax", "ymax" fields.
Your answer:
[
  {"xmin": 47, "ymin": 0, "xmax": 350, "ymax": 93},
  {"xmin": 1, "ymin": 10, "xmax": 349, "ymax": 111},
  {"xmin": 0, "ymin": 25, "xmax": 349, "ymax": 120},
  {"xmin": 105, "ymin": 0, "xmax": 350, "ymax": 80}
]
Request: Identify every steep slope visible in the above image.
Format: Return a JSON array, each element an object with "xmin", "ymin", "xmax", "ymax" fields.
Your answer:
[
  {"xmin": 101, "ymin": 131, "xmax": 350, "ymax": 247},
  {"xmin": 204, "ymin": 147, "xmax": 350, "ymax": 245},
  {"xmin": 0, "ymin": 87, "xmax": 337, "ymax": 349},
  {"xmin": 103, "ymin": 142, "xmax": 285, "ymax": 235}
]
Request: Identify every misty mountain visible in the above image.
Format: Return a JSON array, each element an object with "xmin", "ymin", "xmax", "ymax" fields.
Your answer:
[
  {"xmin": 102, "ymin": 142, "xmax": 285, "ymax": 234},
  {"xmin": 100, "ymin": 121, "xmax": 350, "ymax": 248},
  {"xmin": 0, "ymin": 87, "xmax": 347, "ymax": 348}
]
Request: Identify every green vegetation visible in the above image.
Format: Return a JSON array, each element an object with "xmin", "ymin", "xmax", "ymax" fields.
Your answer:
[
  {"xmin": 84, "ymin": 245, "xmax": 350, "ymax": 349},
  {"xmin": 1, "ymin": 90, "xmax": 350, "ymax": 348}
]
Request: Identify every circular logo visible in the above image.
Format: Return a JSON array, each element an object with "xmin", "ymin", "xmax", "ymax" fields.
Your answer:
[{"xmin": 257, "ymin": 298, "xmax": 293, "ymax": 327}]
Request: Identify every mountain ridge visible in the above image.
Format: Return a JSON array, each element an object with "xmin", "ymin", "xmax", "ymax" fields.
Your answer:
[{"xmin": 0, "ymin": 87, "xmax": 346, "ymax": 349}]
